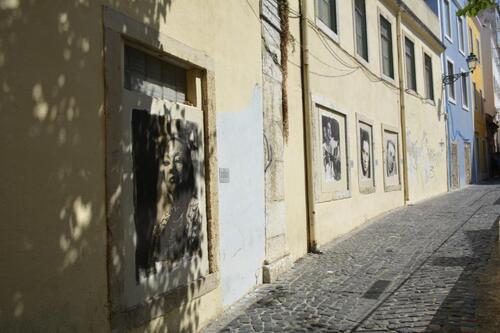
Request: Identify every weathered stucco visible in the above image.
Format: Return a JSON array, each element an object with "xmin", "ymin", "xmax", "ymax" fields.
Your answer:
[
  {"xmin": 401, "ymin": 23, "xmax": 448, "ymax": 203},
  {"xmin": 0, "ymin": 0, "xmax": 264, "ymax": 331},
  {"xmin": 302, "ymin": 0, "xmax": 405, "ymax": 244}
]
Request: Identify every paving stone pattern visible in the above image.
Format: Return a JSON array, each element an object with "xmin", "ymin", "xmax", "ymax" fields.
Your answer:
[{"xmin": 203, "ymin": 185, "xmax": 500, "ymax": 333}]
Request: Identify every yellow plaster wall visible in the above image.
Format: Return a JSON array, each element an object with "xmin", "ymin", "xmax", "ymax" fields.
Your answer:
[
  {"xmin": 301, "ymin": 0, "xmax": 405, "ymax": 245},
  {"xmin": 283, "ymin": 0, "xmax": 309, "ymax": 261},
  {"xmin": 468, "ymin": 17, "xmax": 488, "ymax": 180},
  {"xmin": 0, "ymin": 0, "xmax": 263, "ymax": 331},
  {"xmin": 400, "ymin": 24, "xmax": 448, "ymax": 203}
]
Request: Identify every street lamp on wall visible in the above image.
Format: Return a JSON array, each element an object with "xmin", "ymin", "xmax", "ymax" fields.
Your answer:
[{"xmin": 442, "ymin": 52, "xmax": 478, "ymax": 86}]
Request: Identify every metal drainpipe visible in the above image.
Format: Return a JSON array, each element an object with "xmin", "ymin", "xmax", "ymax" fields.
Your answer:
[
  {"xmin": 299, "ymin": 0, "xmax": 318, "ymax": 252},
  {"xmin": 396, "ymin": 5, "xmax": 410, "ymax": 203}
]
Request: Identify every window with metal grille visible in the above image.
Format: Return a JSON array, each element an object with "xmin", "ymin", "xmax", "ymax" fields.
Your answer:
[
  {"xmin": 355, "ymin": 0, "xmax": 368, "ymax": 61},
  {"xmin": 380, "ymin": 15, "xmax": 394, "ymax": 78},
  {"xmin": 405, "ymin": 37, "xmax": 416, "ymax": 91},
  {"xmin": 317, "ymin": 0, "xmax": 337, "ymax": 34},
  {"xmin": 124, "ymin": 45, "xmax": 187, "ymax": 103},
  {"xmin": 424, "ymin": 53, "xmax": 434, "ymax": 101}
]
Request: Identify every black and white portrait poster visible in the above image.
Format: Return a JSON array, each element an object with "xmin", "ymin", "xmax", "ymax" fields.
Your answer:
[
  {"xmin": 359, "ymin": 125, "xmax": 372, "ymax": 180},
  {"xmin": 131, "ymin": 105, "xmax": 208, "ymax": 282},
  {"xmin": 318, "ymin": 106, "xmax": 348, "ymax": 195},
  {"xmin": 321, "ymin": 115, "xmax": 341, "ymax": 182},
  {"xmin": 383, "ymin": 129, "xmax": 400, "ymax": 188},
  {"xmin": 357, "ymin": 120, "xmax": 375, "ymax": 192}
]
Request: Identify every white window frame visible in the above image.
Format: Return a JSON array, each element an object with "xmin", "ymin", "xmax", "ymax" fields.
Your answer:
[
  {"xmin": 476, "ymin": 38, "xmax": 481, "ymax": 63},
  {"xmin": 461, "ymin": 67, "xmax": 469, "ymax": 110},
  {"xmin": 378, "ymin": 9, "xmax": 396, "ymax": 83},
  {"xmin": 444, "ymin": 0, "xmax": 453, "ymax": 42},
  {"xmin": 404, "ymin": 35, "xmax": 417, "ymax": 93},
  {"xmin": 315, "ymin": 0, "xmax": 340, "ymax": 43},
  {"xmin": 469, "ymin": 27, "xmax": 474, "ymax": 53},
  {"xmin": 457, "ymin": 16, "xmax": 465, "ymax": 55},
  {"xmin": 423, "ymin": 51, "xmax": 435, "ymax": 102},
  {"xmin": 447, "ymin": 57, "xmax": 456, "ymax": 104},
  {"xmin": 353, "ymin": 0, "xmax": 369, "ymax": 64}
]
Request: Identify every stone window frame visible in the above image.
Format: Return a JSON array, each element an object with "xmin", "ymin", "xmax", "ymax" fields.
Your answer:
[
  {"xmin": 102, "ymin": 6, "xmax": 219, "ymax": 331},
  {"xmin": 312, "ymin": 94, "xmax": 352, "ymax": 203},
  {"xmin": 377, "ymin": 6, "xmax": 396, "ymax": 84},
  {"xmin": 356, "ymin": 113, "xmax": 376, "ymax": 194},
  {"xmin": 403, "ymin": 34, "xmax": 417, "ymax": 93},
  {"xmin": 457, "ymin": 15, "xmax": 466, "ymax": 56},
  {"xmin": 443, "ymin": 0, "xmax": 453, "ymax": 43},
  {"xmin": 422, "ymin": 50, "xmax": 435, "ymax": 103},
  {"xmin": 315, "ymin": 0, "xmax": 340, "ymax": 44},
  {"xmin": 446, "ymin": 57, "xmax": 457, "ymax": 104},
  {"xmin": 461, "ymin": 66, "xmax": 470, "ymax": 111},
  {"xmin": 352, "ymin": 0, "xmax": 369, "ymax": 64},
  {"xmin": 381, "ymin": 124, "xmax": 402, "ymax": 192}
]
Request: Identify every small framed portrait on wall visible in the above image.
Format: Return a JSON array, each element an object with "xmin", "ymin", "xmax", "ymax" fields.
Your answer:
[
  {"xmin": 356, "ymin": 114, "xmax": 375, "ymax": 193},
  {"xmin": 382, "ymin": 124, "xmax": 401, "ymax": 191}
]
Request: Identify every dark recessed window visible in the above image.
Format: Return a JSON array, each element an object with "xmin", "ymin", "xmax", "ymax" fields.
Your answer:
[
  {"xmin": 124, "ymin": 45, "xmax": 187, "ymax": 103},
  {"xmin": 447, "ymin": 60, "xmax": 455, "ymax": 100},
  {"xmin": 380, "ymin": 15, "xmax": 394, "ymax": 78},
  {"xmin": 424, "ymin": 53, "xmax": 434, "ymax": 101},
  {"xmin": 405, "ymin": 37, "xmax": 416, "ymax": 91},
  {"xmin": 355, "ymin": 0, "xmax": 368, "ymax": 61},
  {"xmin": 317, "ymin": 0, "xmax": 337, "ymax": 34}
]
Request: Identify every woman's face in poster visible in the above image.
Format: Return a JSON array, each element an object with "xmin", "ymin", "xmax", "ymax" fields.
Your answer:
[{"xmin": 160, "ymin": 139, "xmax": 189, "ymax": 194}]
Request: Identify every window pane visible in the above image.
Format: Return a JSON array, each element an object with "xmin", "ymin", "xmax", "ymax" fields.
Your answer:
[
  {"xmin": 458, "ymin": 17, "xmax": 464, "ymax": 51},
  {"xmin": 462, "ymin": 75, "xmax": 468, "ymax": 107},
  {"xmin": 473, "ymin": 82, "xmax": 477, "ymax": 111},
  {"xmin": 380, "ymin": 16, "xmax": 393, "ymax": 78},
  {"xmin": 447, "ymin": 61, "xmax": 455, "ymax": 100},
  {"xmin": 405, "ymin": 38, "xmax": 416, "ymax": 90},
  {"xmin": 424, "ymin": 54, "xmax": 434, "ymax": 100},
  {"xmin": 469, "ymin": 28, "xmax": 474, "ymax": 52},
  {"xmin": 317, "ymin": 0, "xmax": 337, "ymax": 33},
  {"xmin": 355, "ymin": 0, "xmax": 368, "ymax": 60},
  {"xmin": 124, "ymin": 45, "xmax": 187, "ymax": 103},
  {"xmin": 445, "ymin": 0, "xmax": 451, "ymax": 37},
  {"xmin": 476, "ymin": 39, "xmax": 481, "ymax": 62}
]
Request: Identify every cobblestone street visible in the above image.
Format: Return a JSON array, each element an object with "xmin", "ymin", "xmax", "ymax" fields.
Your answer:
[{"xmin": 204, "ymin": 184, "xmax": 500, "ymax": 333}]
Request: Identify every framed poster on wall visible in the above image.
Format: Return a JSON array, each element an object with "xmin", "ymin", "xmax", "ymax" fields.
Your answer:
[
  {"xmin": 382, "ymin": 124, "xmax": 401, "ymax": 191},
  {"xmin": 357, "ymin": 114, "xmax": 375, "ymax": 193},
  {"xmin": 313, "ymin": 95, "xmax": 351, "ymax": 202}
]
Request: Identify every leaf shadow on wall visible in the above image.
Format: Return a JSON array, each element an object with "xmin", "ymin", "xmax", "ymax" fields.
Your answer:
[{"xmin": 0, "ymin": 0, "xmax": 212, "ymax": 332}]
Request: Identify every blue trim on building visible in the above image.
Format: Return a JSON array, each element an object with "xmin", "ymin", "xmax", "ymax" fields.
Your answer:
[{"xmin": 438, "ymin": 0, "xmax": 475, "ymax": 187}]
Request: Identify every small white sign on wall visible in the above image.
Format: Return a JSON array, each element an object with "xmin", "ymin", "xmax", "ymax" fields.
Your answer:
[{"xmin": 219, "ymin": 168, "xmax": 230, "ymax": 183}]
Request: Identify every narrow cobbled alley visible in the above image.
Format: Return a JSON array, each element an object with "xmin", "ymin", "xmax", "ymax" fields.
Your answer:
[{"xmin": 204, "ymin": 184, "xmax": 500, "ymax": 333}]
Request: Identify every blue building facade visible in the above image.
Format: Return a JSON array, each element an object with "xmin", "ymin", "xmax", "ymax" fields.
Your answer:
[{"xmin": 438, "ymin": 0, "xmax": 474, "ymax": 188}]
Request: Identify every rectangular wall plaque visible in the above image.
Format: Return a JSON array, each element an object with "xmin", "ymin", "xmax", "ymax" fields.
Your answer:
[{"xmin": 219, "ymin": 168, "xmax": 230, "ymax": 183}]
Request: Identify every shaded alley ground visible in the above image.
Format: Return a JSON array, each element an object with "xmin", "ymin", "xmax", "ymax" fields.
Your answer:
[{"xmin": 204, "ymin": 184, "xmax": 500, "ymax": 333}]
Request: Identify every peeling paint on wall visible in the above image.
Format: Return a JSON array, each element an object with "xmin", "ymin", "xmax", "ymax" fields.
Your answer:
[{"xmin": 216, "ymin": 86, "xmax": 266, "ymax": 307}]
